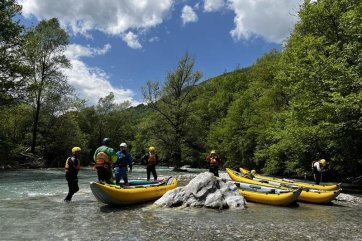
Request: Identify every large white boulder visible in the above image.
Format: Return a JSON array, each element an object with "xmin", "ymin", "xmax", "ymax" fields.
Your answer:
[{"xmin": 155, "ymin": 172, "xmax": 245, "ymax": 209}]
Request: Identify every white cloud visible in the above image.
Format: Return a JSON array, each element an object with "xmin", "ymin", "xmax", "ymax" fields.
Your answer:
[
  {"xmin": 227, "ymin": 0, "xmax": 302, "ymax": 43},
  {"xmin": 65, "ymin": 44, "xmax": 111, "ymax": 59},
  {"xmin": 64, "ymin": 44, "xmax": 139, "ymax": 105},
  {"xmin": 122, "ymin": 32, "xmax": 142, "ymax": 49},
  {"xmin": 149, "ymin": 36, "xmax": 160, "ymax": 42},
  {"xmin": 19, "ymin": 0, "xmax": 173, "ymax": 48},
  {"xmin": 204, "ymin": 0, "xmax": 225, "ymax": 12},
  {"xmin": 194, "ymin": 2, "xmax": 201, "ymax": 10},
  {"xmin": 181, "ymin": 5, "xmax": 198, "ymax": 25}
]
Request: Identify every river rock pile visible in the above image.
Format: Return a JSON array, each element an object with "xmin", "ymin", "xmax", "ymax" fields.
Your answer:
[
  {"xmin": 155, "ymin": 172, "xmax": 246, "ymax": 209},
  {"xmin": 335, "ymin": 193, "xmax": 362, "ymax": 205},
  {"xmin": 175, "ymin": 172, "xmax": 231, "ymax": 183}
]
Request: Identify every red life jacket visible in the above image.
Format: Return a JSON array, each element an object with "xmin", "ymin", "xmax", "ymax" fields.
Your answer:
[
  {"xmin": 207, "ymin": 154, "xmax": 220, "ymax": 167},
  {"xmin": 209, "ymin": 157, "xmax": 219, "ymax": 167}
]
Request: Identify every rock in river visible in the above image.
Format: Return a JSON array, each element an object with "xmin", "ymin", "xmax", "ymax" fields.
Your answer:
[{"xmin": 155, "ymin": 172, "xmax": 245, "ymax": 209}]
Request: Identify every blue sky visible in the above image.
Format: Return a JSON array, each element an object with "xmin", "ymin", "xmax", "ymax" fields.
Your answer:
[{"xmin": 18, "ymin": 0, "xmax": 303, "ymax": 105}]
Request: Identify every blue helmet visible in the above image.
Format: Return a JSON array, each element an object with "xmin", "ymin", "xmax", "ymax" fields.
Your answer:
[{"xmin": 102, "ymin": 138, "xmax": 111, "ymax": 145}]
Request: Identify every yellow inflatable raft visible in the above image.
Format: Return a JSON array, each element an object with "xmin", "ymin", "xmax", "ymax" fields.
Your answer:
[
  {"xmin": 90, "ymin": 177, "xmax": 177, "ymax": 206},
  {"xmin": 239, "ymin": 167, "xmax": 341, "ymax": 191},
  {"xmin": 226, "ymin": 168, "xmax": 341, "ymax": 204},
  {"xmin": 234, "ymin": 182, "xmax": 302, "ymax": 206}
]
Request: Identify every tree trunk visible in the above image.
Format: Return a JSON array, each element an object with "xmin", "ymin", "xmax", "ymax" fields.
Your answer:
[
  {"xmin": 31, "ymin": 100, "xmax": 41, "ymax": 153},
  {"xmin": 173, "ymin": 124, "xmax": 182, "ymax": 168},
  {"xmin": 31, "ymin": 88, "xmax": 42, "ymax": 153},
  {"xmin": 173, "ymin": 146, "xmax": 182, "ymax": 168}
]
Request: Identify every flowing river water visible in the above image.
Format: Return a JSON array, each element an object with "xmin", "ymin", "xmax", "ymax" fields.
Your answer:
[{"xmin": 0, "ymin": 166, "xmax": 361, "ymax": 241}]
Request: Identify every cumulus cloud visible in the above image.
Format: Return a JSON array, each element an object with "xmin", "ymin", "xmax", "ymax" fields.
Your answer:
[
  {"xmin": 19, "ymin": 0, "xmax": 173, "ymax": 48},
  {"xmin": 181, "ymin": 5, "xmax": 198, "ymax": 25},
  {"xmin": 227, "ymin": 0, "xmax": 302, "ymax": 43},
  {"xmin": 65, "ymin": 44, "xmax": 111, "ymax": 59},
  {"xmin": 204, "ymin": 0, "xmax": 225, "ymax": 12},
  {"xmin": 122, "ymin": 32, "xmax": 142, "ymax": 49},
  {"xmin": 64, "ymin": 44, "xmax": 139, "ymax": 105}
]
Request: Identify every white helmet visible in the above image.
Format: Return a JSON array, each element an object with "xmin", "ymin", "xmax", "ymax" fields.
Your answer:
[{"xmin": 120, "ymin": 143, "xmax": 127, "ymax": 148}]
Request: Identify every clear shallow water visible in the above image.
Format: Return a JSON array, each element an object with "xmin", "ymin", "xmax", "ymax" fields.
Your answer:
[{"xmin": 0, "ymin": 167, "xmax": 361, "ymax": 241}]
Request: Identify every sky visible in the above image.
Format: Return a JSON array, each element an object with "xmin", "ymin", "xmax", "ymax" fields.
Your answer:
[{"xmin": 18, "ymin": 0, "xmax": 303, "ymax": 106}]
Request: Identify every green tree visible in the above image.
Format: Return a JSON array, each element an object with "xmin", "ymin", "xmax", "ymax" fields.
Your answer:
[
  {"xmin": 0, "ymin": 103, "xmax": 33, "ymax": 166},
  {"xmin": 143, "ymin": 53, "xmax": 202, "ymax": 168},
  {"xmin": 207, "ymin": 50, "xmax": 281, "ymax": 169},
  {"xmin": 23, "ymin": 18, "xmax": 71, "ymax": 154},
  {"xmin": 94, "ymin": 92, "xmax": 132, "ymax": 147},
  {"xmin": 0, "ymin": 0, "xmax": 28, "ymax": 106},
  {"xmin": 261, "ymin": 0, "xmax": 362, "ymax": 176},
  {"xmin": 95, "ymin": 92, "xmax": 117, "ymax": 144},
  {"xmin": 43, "ymin": 111, "xmax": 89, "ymax": 167}
]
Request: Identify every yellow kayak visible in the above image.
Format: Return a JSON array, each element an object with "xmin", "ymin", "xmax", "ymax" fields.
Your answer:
[
  {"xmin": 234, "ymin": 182, "xmax": 302, "ymax": 206},
  {"xmin": 90, "ymin": 177, "xmax": 177, "ymax": 205},
  {"xmin": 239, "ymin": 167, "xmax": 341, "ymax": 191},
  {"xmin": 227, "ymin": 168, "xmax": 341, "ymax": 204}
]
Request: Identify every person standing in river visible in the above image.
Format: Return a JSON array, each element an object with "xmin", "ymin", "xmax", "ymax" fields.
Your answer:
[
  {"xmin": 93, "ymin": 138, "xmax": 117, "ymax": 184},
  {"xmin": 312, "ymin": 159, "xmax": 327, "ymax": 185},
  {"xmin": 64, "ymin": 147, "xmax": 81, "ymax": 202},
  {"xmin": 114, "ymin": 143, "xmax": 132, "ymax": 185},
  {"xmin": 142, "ymin": 146, "xmax": 159, "ymax": 181},
  {"xmin": 206, "ymin": 150, "xmax": 222, "ymax": 177}
]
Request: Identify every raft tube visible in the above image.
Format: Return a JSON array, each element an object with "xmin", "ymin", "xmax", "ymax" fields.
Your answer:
[{"xmin": 90, "ymin": 177, "xmax": 177, "ymax": 206}]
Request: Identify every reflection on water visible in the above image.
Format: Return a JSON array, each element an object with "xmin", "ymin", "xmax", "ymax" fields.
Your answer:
[{"xmin": 0, "ymin": 167, "xmax": 361, "ymax": 241}]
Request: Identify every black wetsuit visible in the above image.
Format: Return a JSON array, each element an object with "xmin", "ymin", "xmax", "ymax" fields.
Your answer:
[
  {"xmin": 65, "ymin": 157, "xmax": 80, "ymax": 201},
  {"xmin": 143, "ymin": 153, "xmax": 158, "ymax": 181}
]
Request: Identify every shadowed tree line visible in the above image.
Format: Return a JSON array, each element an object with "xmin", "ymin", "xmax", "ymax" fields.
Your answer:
[{"xmin": 1, "ymin": 0, "xmax": 361, "ymax": 181}]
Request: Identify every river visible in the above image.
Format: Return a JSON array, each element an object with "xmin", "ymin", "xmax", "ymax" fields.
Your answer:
[{"xmin": 0, "ymin": 166, "xmax": 361, "ymax": 241}]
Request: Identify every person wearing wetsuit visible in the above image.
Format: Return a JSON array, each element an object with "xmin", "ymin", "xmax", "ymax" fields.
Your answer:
[
  {"xmin": 142, "ymin": 146, "xmax": 159, "ymax": 181},
  {"xmin": 114, "ymin": 143, "xmax": 132, "ymax": 185},
  {"xmin": 64, "ymin": 147, "xmax": 81, "ymax": 202}
]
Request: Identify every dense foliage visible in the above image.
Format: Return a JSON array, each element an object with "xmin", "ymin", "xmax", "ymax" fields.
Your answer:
[
  {"xmin": 0, "ymin": 0, "xmax": 27, "ymax": 106},
  {"xmin": 1, "ymin": 0, "xmax": 361, "ymax": 179}
]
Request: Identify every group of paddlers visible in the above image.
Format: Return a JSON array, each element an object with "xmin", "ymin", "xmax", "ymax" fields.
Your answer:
[
  {"xmin": 63, "ymin": 138, "xmax": 159, "ymax": 202},
  {"xmin": 93, "ymin": 138, "xmax": 159, "ymax": 185},
  {"xmin": 63, "ymin": 140, "xmax": 327, "ymax": 202}
]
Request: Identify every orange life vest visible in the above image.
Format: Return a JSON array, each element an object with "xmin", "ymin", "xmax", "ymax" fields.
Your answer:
[
  {"xmin": 95, "ymin": 152, "xmax": 109, "ymax": 167},
  {"xmin": 148, "ymin": 152, "xmax": 157, "ymax": 165}
]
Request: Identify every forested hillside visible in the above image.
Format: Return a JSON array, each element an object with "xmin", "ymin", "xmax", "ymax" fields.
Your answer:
[{"xmin": 1, "ymin": 0, "xmax": 361, "ymax": 179}]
